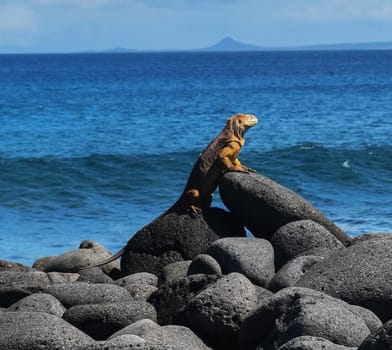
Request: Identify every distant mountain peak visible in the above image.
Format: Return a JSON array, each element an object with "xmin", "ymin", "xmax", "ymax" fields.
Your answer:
[{"xmin": 202, "ymin": 37, "xmax": 264, "ymax": 52}]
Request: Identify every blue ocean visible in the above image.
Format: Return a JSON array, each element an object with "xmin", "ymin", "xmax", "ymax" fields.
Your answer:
[{"xmin": 0, "ymin": 51, "xmax": 391, "ymax": 266}]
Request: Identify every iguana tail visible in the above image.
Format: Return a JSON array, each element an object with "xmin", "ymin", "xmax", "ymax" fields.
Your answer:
[{"xmin": 80, "ymin": 247, "xmax": 124, "ymax": 270}]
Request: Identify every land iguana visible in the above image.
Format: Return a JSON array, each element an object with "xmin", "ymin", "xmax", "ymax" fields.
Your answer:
[{"xmin": 88, "ymin": 113, "xmax": 258, "ymax": 268}]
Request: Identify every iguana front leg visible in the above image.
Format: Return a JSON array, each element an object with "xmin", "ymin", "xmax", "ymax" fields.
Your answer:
[{"xmin": 218, "ymin": 142, "xmax": 250, "ymax": 173}]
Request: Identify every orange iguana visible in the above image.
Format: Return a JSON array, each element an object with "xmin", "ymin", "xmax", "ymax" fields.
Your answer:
[{"xmin": 88, "ymin": 113, "xmax": 258, "ymax": 268}]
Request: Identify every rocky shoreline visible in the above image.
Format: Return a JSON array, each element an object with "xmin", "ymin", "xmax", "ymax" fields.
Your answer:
[{"xmin": 1, "ymin": 171, "xmax": 391, "ymax": 349}]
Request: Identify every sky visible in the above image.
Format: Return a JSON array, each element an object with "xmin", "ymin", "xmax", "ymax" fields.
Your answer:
[{"xmin": 0, "ymin": 0, "xmax": 391, "ymax": 53}]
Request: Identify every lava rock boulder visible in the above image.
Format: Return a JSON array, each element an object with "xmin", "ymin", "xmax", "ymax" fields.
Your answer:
[
  {"xmin": 121, "ymin": 208, "xmax": 245, "ymax": 280},
  {"xmin": 296, "ymin": 237, "xmax": 392, "ymax": 322},
  {"xmin": 206, "ymin": 237, "xmax": 275, "ymax": 287},
  {"xmin": 0, "ymin": 311, "xmax": 95, "ymax": 349},
  {"xmin": 180, "ymin": 272, "xmax": 257, "ymax": 349},
  {"xmin": 270, "ymin": 220, "xmax": 345, "ymax": 268},
  {"xmin": 239, "ymin": 287, "xmax": 374, "ymax": 350},
  {"xmin": 219, "ymin": 172, "xmax": 350, "ymax": 244}
]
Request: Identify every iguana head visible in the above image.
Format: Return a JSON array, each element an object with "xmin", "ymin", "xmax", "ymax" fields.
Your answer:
[{"xmin": 226, "ymin": 113, "xmax": 258, "ymax": 138}]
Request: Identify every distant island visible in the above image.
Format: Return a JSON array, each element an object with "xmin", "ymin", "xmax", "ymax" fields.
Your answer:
[{"xmin": 101, "ymin": 37, "xmax": 392, "ymax": 53}]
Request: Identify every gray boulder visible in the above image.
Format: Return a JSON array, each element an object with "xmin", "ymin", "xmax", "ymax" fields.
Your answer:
[
  {"xmin": 239, "ymin": 287, "xmax": 372, "ymax": 350},
  {"xmin": 271, "ymin": 220, "xmax": 345, "ymax": 268},
  {"xmin": 180, "ymin": 272, "xmax": 257, "ymax": 349},
  {"xmin": 109, "ymin": 319, "xmax": 211, "ymax": 350},
  {"xmin": 43, "ymin": 282, "xmax": 132, "ymax": 307},
  {"xmin": 0, "ymin": 271, "xmax": 50, "ymax": 307},
  {"xmin": 188, "ymin": 254, "xmax": 222, "ymax": 276},
  {"xmin": 296, "ymin": 237, "xmax": 392, "ymax": 321},
  {"xmin": 349, "ymin": 232, "xmax": 392, "ymax": 246},
  {"xmin": 0, "ymin": 259, "xmax": 33, "ymax": 272},
  {"xmin": 268, "ymin": 255, "xmax": 324, "ymax": 292},
  {"xmin": 162, "ymin": 260, "xmax": 192, "ymax": 283},
  {"xmin": 277, "ymin": 336, "xmax": 357, "ymax": 350},
  {"xmin": 148, "ymin": 274, "xmax": 220, "ymax": 325},
  {"xmin": 358, "ymin": 319, "xmax": 392, "ymax": 350},
  {"xmin": 7, "ymin": 293, "xmax": 66, "ymax": 317},
  {"xmin": 255, "ymin": 285, "xmax": 274, "ymax": 306},
  {"xmin": 32, "ymin": 240, "xmax": 121, "ymax": 277},
  {"xmin": 46, "ymin": 272, "xmax": 80, "ymax": 283},
  {"xmin": 219, "ymin": 172, "xmax": 350, "ymax": 244},
  {"xmin": 100, "ymin": 334, "xmax": 147, "ymax": 349},
  {"xmin": 0, "ymin": 311, "xmax": 95, "ymax": 349},
  {"xmin": 63, "ymin": 301, "xmax": 157, "ymax": 340},
  {"xmin": 206, "ymin": 237, "xmax": 275, "ymax": 287},
  {"xmin": 121, "ymin": 208, "xmax": 245, "ymax": 280},
  {"xmin": 77, "ymin": 266, "xmax": 114, "ymax": 284},
  {"xmin": 124, "ymin": 284, "xmax": 158, "ymax": 302},
  {"xmin": 349, "ymin": 305, "xmax": 382, "ymax": 333},
  {"xmin": 115, "ymin": 272, "xmax": 158, "ymax": 287}
]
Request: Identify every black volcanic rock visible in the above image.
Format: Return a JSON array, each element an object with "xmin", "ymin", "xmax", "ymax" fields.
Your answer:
[
  {"xmin": 180, "ymin": 272, "xmax": 257, "ymax": 349},
  {"xmin": 206, "ymin": 237, "xmax": 275, "ymax": 287},
  {"xmin": 268, "ymin": 255, "xmax": 324, "ymax": 292},
  {"xmin": 0, "ymin": 259, "xmax": 34, "ymax": 272},
  {"xmin": 108, "ymin": 319, "xmax": 211, "ymax": 350},
  {"xmin": 296, "ymin": 237, "xmax": 392, "ymax": 322},
  {"xmin": 121, "ymin": 208, "xmax": 245, "ymax": 280},
  {"xmin": 33, "ymin": 240, "xmax": 120, "ymax": 276},
  {"xmin": 149, "ymin": 274, "xmax": 220, "ymax": 325},
  {"xmin": 358, "ymin": 319, "xmax": 392, "ymax": 350},
  {"xmin": 188, "ymin": 254, "xmax": 222, "ymax": 276},
  {"xmin": 63, "ymin": 301, "xmax": 157, "ymax": 340},
  {"xmin": 0, "ymin": 271, "xmax": 50, "ymax": 307},
  {"xmin": 277, "ymin": 336, "xmax": 357, "ymax": 350},
  {"xmin": 219, "ymin": 172, "xmax": 351, "ymax": 244},
  {"xmin": 43, "ymin": 282, "xmax": 132, "ymax": 308},
  {"xmin": 239, "ymin": 287, "xmax": 373, "ymax": 350},
  {"xmin": 7, "ymin": 293, "xmax": 66, "ymax": 317},
  {"xmin": 271, "ymin": 220, "xmax": 344, "ymax": 268},
  {"xmin": 0, "ymin": 311, "xmax": 95, "ymax": 349}
]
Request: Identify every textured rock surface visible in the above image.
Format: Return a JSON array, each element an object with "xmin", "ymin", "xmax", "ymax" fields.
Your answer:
[
  {"xmin": 46, "ymin": 272, "xmax": 80, "ymax": 284},
  {"xmin": 239, "ymin": 287, "xmax": 371, "ymax": 350},
  {"xmin": 63, "ymin": 301, "xmax": 157, "ymax": 340},
  {"xmin": 149, "ymin": 274, "xmax": 220, "ymax": 325},
  {"xmin": 180, "ymin": 272, "xmax": 257, "ymax": 349},
  {"xmin": 0, "ymin": 311, "xmax": 95, "ymax": 349},
  {"xmin": 109, "ymin": 319, "xmax": 211, "ymax": 350},
  {"xmin": 349, "ymin": 232, "xmax": 392, "ymax": 246},
  {"xmin": 188, "ymin": 254, "xmax": 222, "ymax": 276},
  {"xmin": 100, "ymin": 334, "xmax": 147, "ymax": 349},
  {"xmin": 7, "ymin": 293, "xmax": 66, "ymax": 317},
  {"xmin": 271, "ymin": 220, "xmax": 344, "ymax": 268},
  {"xmin": 115, "ymin": 272, "xmax": 158, "ymax": 287},
  {"xmin": 43, "ymin": 282, "xmax": 132, "ymax": 307},
  {"xmin": 162, "ymin": 260, "xmax": 192, "ymax": 283},
  {"xmin": 121, "ymin": 207, "xmax": 245, "ymax": 279},
  {"xmin": 219, "ymin": 172, "xmax": 350, "ymax": 244},
  {"xmin": 358, "ymin": 319, "xmax": 392, "ymax": 350},
  {"xmin": 0, "ymin": 271, "xmax": 50, "ymax": 307},
  {"xmin": 124, "ymin": 284, "xmax": 158, "ymax": 302},
  {"xmin": 206, "ymin": 237, "xmax": 275, "ymax": 287},
  {"xmin": 32, "ymin": 240, "xmax": 121, "ymax": 276},
  {"xmin": 277, "ymin": 336, "xmax": 357, "ymax": 350},
  {"xmin": 0, "ymin": 259, "xmax": 33, "ymax": 272},
  {"xmin": 296, "ymin": 238, "xmax": 392, "ymax": 321},
  {"xmin": 77, "ymin": 266, "xmax": 114, "ymax": 283},
  {"xmin": 268, "ymin": 255, "xmax": 324, "ymax": 292}
]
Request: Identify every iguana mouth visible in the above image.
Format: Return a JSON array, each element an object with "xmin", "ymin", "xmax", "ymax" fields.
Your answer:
[{"xmin": 243, "ymin": 114, "xmax": 258, "ymax": 127}]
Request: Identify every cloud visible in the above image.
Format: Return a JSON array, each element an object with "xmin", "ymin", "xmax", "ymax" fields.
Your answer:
[{"xmin": 0, "ymin": 4, "xmax": 37, "ymax": 31}]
